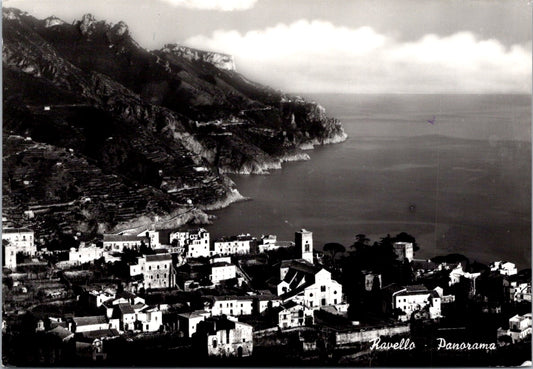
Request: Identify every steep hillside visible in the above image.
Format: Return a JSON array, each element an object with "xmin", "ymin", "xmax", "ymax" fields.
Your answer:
[{"xmin": 2, "ymin": 8, "xmax": 346, "ymax": 239}]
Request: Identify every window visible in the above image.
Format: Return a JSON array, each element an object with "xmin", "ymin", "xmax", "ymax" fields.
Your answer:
[
  {"xmin": 333, "ymin": 290, "xmax": 337, "ymax": 295},
  {"xmin": 321, "ymin": 298, "xmax": 326, "ymax": 306},
  {"xmin": 213, "ymin": 339, "xmax": 217, "ymax": 348},
  {"xmin": 226, "ymin": 330, "xmax": 230, "ymax": 343},
  {"xmin": 321, "ymin": 286, "xmax": 326, "ymax": 292},
  {"xmin": 334, "ymin": 299, "xmax": 337, "ymax": 304},
  {"xmin": 149, "ymin": 266, "xmax": 152, "ymax": 270},
  {"xmin": 243, "ymin": 338, "xmax": 246, "ymax": 342}
]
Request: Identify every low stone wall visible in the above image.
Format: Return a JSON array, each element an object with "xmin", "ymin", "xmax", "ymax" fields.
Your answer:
[{"xmin": 335, "ymin": 324, "xmax": 410, "ymax": 346}]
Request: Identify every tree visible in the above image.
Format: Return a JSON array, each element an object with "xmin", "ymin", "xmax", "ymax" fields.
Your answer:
[{"xmin": 323, "ymin": 243, "xmax": 345, "ymax": 262}]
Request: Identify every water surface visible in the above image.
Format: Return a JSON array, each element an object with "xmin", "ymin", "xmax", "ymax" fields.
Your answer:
[{"xmin": 206, "ymin": 94, "xmax": 531, "ymax": 269}]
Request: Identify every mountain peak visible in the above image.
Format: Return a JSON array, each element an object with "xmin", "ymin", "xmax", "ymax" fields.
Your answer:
[
  {"xmin": 160, "ymin": 44, "xmax": 236, "ymax": 71},
  {"xmin": 3, "ymin": 7, "xmax": 26, "ymax": 21},
  {"xmin": 44, "ymin": 15, "xmax": 66, "ymax": 28},
  {"xmin": 111, "ymin": 21, "xmax": 129, "ymax": 36},
  {"xmin": 77, "ymin": 13, "xmax": 98, "ymax": 36}
]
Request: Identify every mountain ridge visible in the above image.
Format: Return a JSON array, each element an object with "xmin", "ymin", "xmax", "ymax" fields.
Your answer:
[{"xmin": 2, "ymin": 8, "xmax": 347, "ymax": 241}]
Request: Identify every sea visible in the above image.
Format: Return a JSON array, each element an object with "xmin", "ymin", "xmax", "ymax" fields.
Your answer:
[{"xmin": 205, "ymin": 94, "xmax": 531, "ymax": 270}]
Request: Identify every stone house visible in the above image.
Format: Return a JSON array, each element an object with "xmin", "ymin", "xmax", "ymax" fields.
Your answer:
[
  {"xmin": 392, "ymin": 285, "xmax": 442, "ymax": 321},
  {"xmin": 194, "ymin": 316, "xmax": 253, "ymax": 357}
]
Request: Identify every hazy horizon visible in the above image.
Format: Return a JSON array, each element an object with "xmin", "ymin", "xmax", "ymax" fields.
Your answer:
[{"xmin": 4, "ymin": 0, "xmax": 531, "ymax": 94}]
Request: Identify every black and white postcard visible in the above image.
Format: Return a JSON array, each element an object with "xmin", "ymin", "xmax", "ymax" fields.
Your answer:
[{"xmin": 2, "ymin": 0, "xmax": 531, "ymax": 366}]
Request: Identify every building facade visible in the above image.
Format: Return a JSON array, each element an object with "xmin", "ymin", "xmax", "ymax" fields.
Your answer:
[
  {"xmin": 393, "ymin": 242, "xmax": 414, "ymax": 263},
  {"xmin": 2, "ymin": 228, "xmax": 36, "ymax": 255},
  {"xmin": 170, "ymin": 228, "xmax": 210, "ymax": 258},
  {"xmin": 212, "ymin": 234, "xmax": 253, "ymax": 256},
  {"xmin": 392, "ymin": 285, "xmax": 442, "ymax": 322},
  {"xmin": 276, "ymin": 301, "xmax": 314, "ymax": 329},
  {"xmin": 210, "ymin": 262, "xmax": 237, "ymax": 285},
  {"xmin": 295, "ymin": 229, "xmax": 313, "ymax": 264},
  {"xmin": 130, "ymin": 254, "xmax": 175, "ymax": 289},
  {"xmin": 69, "ymin": 244, "xmax": 104, "ymax": 265},
  {"xmin": 103, "ymin": 234, "xmax": 148, "ymax": 253},
  {"xmin": 208, "ymin": 296, "xmax": 254, "ymax": 317},
  {"xmin": 195, "ymin": 317, "xmax": 253, "ymax": 357}
]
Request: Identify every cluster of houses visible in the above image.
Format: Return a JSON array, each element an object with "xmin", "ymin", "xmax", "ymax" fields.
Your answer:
[{"xmin": 2, "ymin": 224, "xmax": 532, "ymax": 361}]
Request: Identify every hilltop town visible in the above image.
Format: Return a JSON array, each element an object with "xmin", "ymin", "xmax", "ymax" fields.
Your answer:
[{"xmin": 2, "ymin": 226, "xmax": 531, "ymax": 366}]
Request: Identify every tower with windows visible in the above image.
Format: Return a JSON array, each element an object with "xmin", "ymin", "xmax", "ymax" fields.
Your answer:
[{"xmin": 295, "ymin": 229, "xmax": 313, "ymax": 264}]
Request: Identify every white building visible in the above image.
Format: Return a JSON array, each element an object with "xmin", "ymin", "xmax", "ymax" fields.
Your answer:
[
  {"xmin": 212, "ymin": 234, "xmax": 253, "ymax": 256},
  {"xmin": 3, "ymin": 244, "xmax": 17, "ymax": 269},
  {"xmin": 210, "ymin": 262, "xmax": 237, "ymax": 285},
  {"xmin": 103, "ymin": 234, "xmax": 148, "ymax": 252},
  {"xmin": 255, "ymin": 292, "xmax": 282, "ymax": 314},
  {"xmin": 497, "ymin": 313, "xmax": 532, "ymax": 344},
  {"xmin": 448, "ymin": 264, "xmax": 481, "ymax": 292},
  {"xmin": 137, "ymin": 230, "xmax": 161, "ymax": 248},
  {"xmin": 135, "ymin": 306, "xmax": 163, "ymax": 332},
  {"xmin": 258, "ymin": 234, "xmax": 294, "ymax": 253},
  {"xmin": 170, "ymin": 228, "xmax": 210, "ymax": 258},
  {"xmin": 392, "ymin": 285, "xmax": 442, "ymax": 322},
  {"xmin": 86, "ymin": 289, "xmax": 116, "ymax": 308},
  {"xmin": 69, "ymin": 244, "xmax": 104, "ymax": 265},
  {"xmin": 176, "ymin": 310, "xmax": 210, "ymax": 337},
  {"xmin": 195, "ymin": 316, "xmax": 253, "ymax": 357},
  {"xmin": 69, "ymin": 316, "xmax": 110, "ymax": 333},
  {"xmin": 129, "ymin": 254, "xmax": 176, "ymax": 289},
  {"xmin": 2, "ymin": 228, "xmax": 36, "ymax": 255},
  {"xmin": 295, "ymin": 229, "xmax": 313, "ymax": 264},
  {"xmin": 208, "ymin": 295, "xmax": 254, "ymax": 317},
  {"xmin": 490, "ymin": 261, "xmax": 518, "ymax": 276},
  {"xmin": 277, "ymin": 262, "xmax": 344, "ymax": 310},
  {"xmin": 275, "ymin": 301, "xmax": 314, "ymax": 329},
  {"xmin": 393, "ymin": 242, "xmax": 414, "ymax": 263}
]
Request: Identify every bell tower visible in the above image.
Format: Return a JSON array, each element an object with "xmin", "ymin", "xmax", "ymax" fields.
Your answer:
[{"xmin": 295, "ymin": 229, "xmax": 313, "ymax": 264}]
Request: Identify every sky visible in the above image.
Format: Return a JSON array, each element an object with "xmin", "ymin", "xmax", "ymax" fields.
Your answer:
[{"xmin": 4, "ymin": 0, "xmax": 532, "ymax": 94}]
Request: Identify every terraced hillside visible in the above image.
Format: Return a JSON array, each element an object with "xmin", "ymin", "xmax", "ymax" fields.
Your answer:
[{"xmin": 2, "ymin": 8, "xmax": 346, "ymax": 239}]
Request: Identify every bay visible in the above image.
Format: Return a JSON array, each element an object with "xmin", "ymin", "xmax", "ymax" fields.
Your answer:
[{"xmin": 206, "ymin": 94, "xmax": 531, "ymax": 269}]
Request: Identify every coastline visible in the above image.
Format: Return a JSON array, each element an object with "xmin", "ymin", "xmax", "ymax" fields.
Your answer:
[{"xmin": 110, "ymin": 129, "xmax": 347, "ymax": 234}]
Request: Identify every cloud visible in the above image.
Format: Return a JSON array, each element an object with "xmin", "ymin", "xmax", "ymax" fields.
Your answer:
[
  {"xmin": 157, "ymin": 0, "xmax": 257, "ymax": 11},
  {"xmin": 185, "ymin": 20, "xmax": 531, "ymax": 93}
]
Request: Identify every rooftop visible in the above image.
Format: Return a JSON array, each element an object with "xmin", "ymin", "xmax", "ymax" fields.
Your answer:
[
  {"xmin": 2, "ymin": 228, "xmax": 33, "ymax": 234},
  {"xmin": 72, "ymin": 315, "xmax": 108, "ymax": 326},
  {"xmin": 215, "ymin": 234, "xmax": 254, "ymax": 242},
  {"xmin": 210, "ymin": 295, "xmax": 254, "ymax": 301},
  {"xmin": 210, "ymin": 262, "xmax": 234, "ymax": 268},
  {"xmin": 103, "ymin": 234, "xmax": 147, "ymax": 242},
  {"xmin": 117, "ymin": 303, "xmax": 135, "ymax": 315},
  {"xmin": 177, "ymin": 310, "xmax": 209, "ymax": 319},
  {"xmin": 145, "ymin": 254, "xmax": 172, "ymax": 262}
]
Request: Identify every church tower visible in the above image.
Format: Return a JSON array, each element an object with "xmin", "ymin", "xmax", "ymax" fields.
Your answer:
[{"xmin": 295, "ymin": 229, "xmax": 313, "ymax": 264}]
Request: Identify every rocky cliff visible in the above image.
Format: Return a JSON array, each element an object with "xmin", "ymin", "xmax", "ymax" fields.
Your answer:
[
  {"xmin": 161, "ymin": 44, "xmax": 236, "ymax": 71},
  {"xmin": 2, "ymin": 8, "xmax": 346, "ymax": 239}
]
